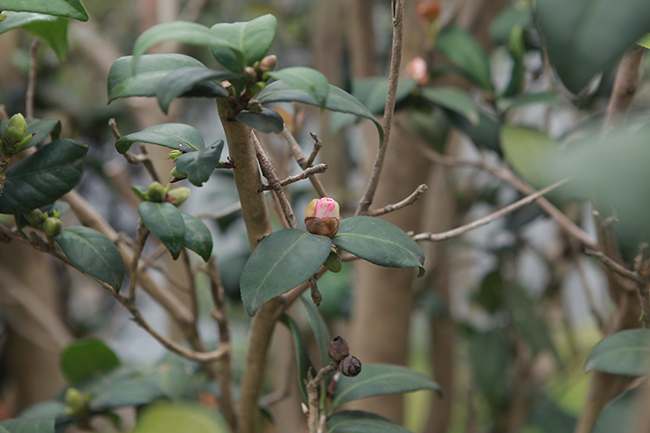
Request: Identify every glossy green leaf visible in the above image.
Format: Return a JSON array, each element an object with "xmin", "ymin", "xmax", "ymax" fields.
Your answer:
[
  {"xmin": 332, "ymin": 216, "xmax": 425, "ymax": 277},
  {"xmin": 584, "ymin": 329, "xmax": 650, "ymax": 376},
  {"xmin": 0, "ymin": 12, "xmax": 68, "ymax": 60},
  {"xmin": 0, "ymin": 418, "xmax": 54, "ymax": 433},
  {"xmin": 503, "ymin": 92, "xmax": 559, "ymax": 113},
  {"xmin": 330, "ymin": 363, "xmax": 441, "ymax": 412},
  {"xmin": 258, "ymin": 81, "xmax": 384, "ymax": 146},
  {"xmin": 175, "ymin": 140, "xmax": 223, "ymax": 186},
  {"xmin": 108, "ymin": 54, "xmax": 209, "ymax": 102},
  {"xmin": 60, "ymin": 339, "xmax": 120, "ymax": 384},
  {"xmin": 239, "ymin": 229, "xmax": 332, "ymax": 315},
  {"xmin": 592, "ymin": 388, "xmax": 639, "ymax": 433},
  {"xmin": 444, "ymin": 109, "xmax": 501, "ymax": 152},
  {"xmin": 327, "ymin": 411, "xmax": 413, "ymax": 433},
  {"xmin": 181, "ymin": 213, "xmax": 213, "ymax": 262},
  {"xmin": 0, "ymin": 118, "xmax": 62, "ymax": 151},
  {"xmin": 132, "ymin": 22, "xmax": 239, "ymax": 71},
  {"xmin": 300, "ymin": 295, "xmax": 331, "ymax": 369},
  {"xmin": 138, "ymin": 201, "xmax": 185, "ymax": 260},
  {"xmin": 90, "ymin": 379, "xmax": 166, "ymax": 410},
  {"xmin": 266, "ymin": 67, "xmax": 329, "ymax": 108},
  {"xmin": 210, "ymin": 14, "xmax": 277, "ymax": 73},
  {"xmin": 421, "ymin": 87, "xmax": 479, "ymax": 125},
  {"xmin": 132, "ymin": 403, "xmax": 229, "ymax": 433},
  {"xmin": 353, "ymin": 77, "xmax": 418, "ymax": 114},
  {"xmin": 436, "ymin": 26, "xmax": 493, "ymax": 91},
  {"xmin": 156, "ymin": 67, "xmax": 231, "ymax": 113},
  {"xmin": 500, "ymin": 126, "xmax": 559, "ymax": 188},
  {"xmin": 279, "ymin": 314, "xmax": 314, "ymax": 403},
  {"xmin": 536, "ymin": 0, "xmax": 650, "ymax": 94},
  {"xmin": 18, "ymin": 401, "xmax": 66, "ymax": 419},
  {"xmin": 0, "ymin": 139, "xmax": 87, "ymax": 215},
  {"xmin": 116, "ymin": 123, "xmax": 205, "ymax": 154},
  {"xmin": 0, "ymin": 0, "xmax": 88, "ymax": 21},
  {"xmin": 54, "ymin": 227, "xmax": 125, "ymax": 292},
  {"xmin": 235, "ymin": 107, "xmax": 284, "ymax": 134}
]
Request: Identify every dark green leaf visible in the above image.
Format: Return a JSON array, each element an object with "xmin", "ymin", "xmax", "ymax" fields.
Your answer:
[
  {"xmin": 500, "ymin": 126, "xmax": 559, "ymax": 189},
  {"xmin": 210, "ymin": 14, "xmax": 277, "ymax": 73},
  {"xmin": 473, "ymin": 270, "xmax": 504, "ymax": 314},
  {"xmin": 503, "ymin": 92, "xmax": 560, "ymax": 112},
  {"xmin": 90, "ymin": 379, "xmax": 166, "ymax": 410},
  {"xmin": 266, "ymin": 67, "xmax": 329, "ymax": 108},
  {"xmin": 421, "ymin": 87, "xmax": 479, "ymax": 125},
  {"xmin": 489, "ymin": 6, "xmax": 533, "ymax": 45},
  {"xmin": 239, "ymin": 229, "xmax": 332, "ymax": 315},
  {"xmin": 279, "ymin": 314, "xmax": 314, "ymax": 403},
  {"xmin": 327, "ymin": 411, "xmax": 413, "ymax": 433},
  {"xmin": 132, "ymin": 403, "xmax": 228, "ymax": 433},
  {"xmin": 592, "ymin": 388, "xmax": 639, "ymax": 433},
  {"xmin": 584, "ymin": 329, "xmax": 650, "ymax": 376},
  {"xmin": 258, "ymin": 81, "xmax": 384, "ymax": 146},
  {"xmin": 175, "ymin": 140, "xmax": 223, "ymax": 186},
  {"xmin": 300, "ymin": 295, "xmax": 331, "ymax": 369},
  {"xmin": 353, "ymin": 77, "xmax": 418, "ymax": 114},
  {"xmin": 138, "ymin": 201, "xmax": 185, "ymax": 260},
  {"xmin": 331, "ymin": 363, "xmax": 441, "ymax": 412},
  {"xmin": 470, "ymin": 329, "xmax": 513, "ymax": 408},
  {"xmin": 108, "ymin": 54, "xmax": 209, "ymax": 102},
  {"xmin": 406, "ymin": 107, "xmax": 450, "ymax": 152},
  {"xmin": 0, "ymin": 0, "xmax": 88, "ymax": 21},
  {"xmin": 536, "ymin": 0, "xmax": 650, "ymax": 94},
  {"xmin": 444, "ymin": 109, "xmax": 501, "ymax": 152},
  {"xmin": 235, "ymin": 107, "xmax": 284, "ymax": 134},
  {"xmin": 60, "ymin": 339, "xmax": 120, "ymax": 384},
  {"xmin": 18, "ymin": 402, "xmax": 66, "ymax": 420},
  {"xmin": 0, "ymin": 418, "xmax": 54, "ymax": 433},
  {"xmin": 116, "ymin": 123, "xmax": 204, "ymax": 154},
  {"xmin": 156, "ymin": 67, "xmax": 232, "ymax": 114},
  {"xmin": 437, "ymin": 26, "xmax": 493, "ymax": 91},
  {"xmin": 332, "ymin": 216, "xmax": 425, "ymax": 277},
  {"xmin": 181, "ymin": 213, "xmax": 213, "ymax": 262},
  {"xmin": 54, "ymin": 227, "xmax": 125, "ymax": 292},
  {"xmin": 0, "ymin": 12, "xmax": 68, "ymax": 60},
  {"xmin": 0, "ymin": 139, "xmax": 87, "ymax": 215}
]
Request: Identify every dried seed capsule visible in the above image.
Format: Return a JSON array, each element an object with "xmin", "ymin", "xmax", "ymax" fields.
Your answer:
[
  {"xmin": 327, "ymin": 336, "xmax": 350, "ymax": 361},
  {"xmin": 339, "ymin": 355, "xmax": 362, "ymax": 377}
]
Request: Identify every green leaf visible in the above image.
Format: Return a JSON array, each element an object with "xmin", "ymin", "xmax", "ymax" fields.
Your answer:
[
  {"xmin": 330, "ymin": 363, "xmax": 441, "ymax": 412},
  {"xmin": 279, "ymin": 314, "xmax": 314, "ymax": 403},
  {"xmin": 258, "ymin": 81, "xmax": 384, "ymax": 145},
  {"xmin": 235, "ymin": 107, "xmax": 284, "ymax": 134},
  {"xmin": 108, "ymin": 54, "xmax": 209, "ymax": 102},
  {"xmin": 584, "ymin": 329, "xmax": 650, "ymax": 376},
  {"xmin": 0, "ymin": 418, "xmax": 54, "ymax": 433},
  {"xmin": 0, "ymin": 139, "xmax": 87, "ymax": 215},
  {"xmin": 639, "ymin": 33, "xmax": 650, "ymax": 49},
  {"xmin": 132, "ymin": 21, "xmax": 239, "ymax": 72},
  {"xmin": 210, "ymin": 14, "xmax": 277, "ymax": 73},
  {"xmin": 239, "ymin": 229, "xmax": 332, "ymax": 315},
  {"xmin": 19, "ymin": 401, "xmax": 66, "ymax": 419},
  {"xmin": 266, "ymin": 67, "xmax": 329, "ymax": 108},
  {"xmin": 503, "ymin": 92, "xmax": 560, "ymax": 113},
  {"xmin": 421, "ymin": 87, "xmax": 479, "ymax": 125},
  {"xmin": 0, "ymin": 0, "xmax": 88, "ymax": 21},
  {"xmin": 0, "ymin": 12, "xmax": 68, "ymax": 61},
  {"xmin": 436, "ymin": 26, "xmax": 493, "ymax": 91},
  {"xmin": 327, "ymin": 411, "xmax": 413, "ymax": 433},
  {"xmin": 156, "ymin": 67, "xmax": 231, "ymax": 114},
  {"xmin": 116, "ymin": 123, "xmax": 205, "ymax": 154},
  {"xmin": 181, "ymin": 213, "xmax": 213, "ymax": 262},
  {"xmin": 536, "ymin": 0, "xmax": 650, "ymax": 94},
  {"xmin": 444, "ymin": 109, "xmax": 501, "ymax": 152},
  {"xmin": 500, "ymin": 126, "xmax": 559, "ymax": 188},
  {"xmin": 175, "ymin": 140, "xmax": 223, "ymax": 186},
  {"xmin": 300, "ymin": 295, "xmax": 331, "ymax": 369},
  {"xmin": 89, "ymin": 379, "xmax": 166, "ymax": 410},
  {"xmin": 353, "ymin": 77, "xmax": 418, "ymax": 114},
  {"xmin": 592, "ymin": 388, "xmax": 639, "ymax": 433},
  {"xmin": 332, "ymin": 216, "xmax": 425, "ymax": 277},
  {"xmin": 60, "ymin": 339, "xmax": 120, "ymax": 384},
  {"xmin": 489, "ymin": 6, "xmax": 533, "ymax": 45},
  {"xmin": 138, "ymin": 201, "xmax": 185, "ymax": 260},
  {"xmin": 470, "ymin": 329, "xmax": 513, "ymax": 407},
  {"xmin": 131, "ymin": 185, "xmax": 149, "ymax": 201},
  {"xmin": 54, "ymin": 227, "xmax": 125, "ymax": 292},
  {"xmin": 133, "ymin": 403, "xmax": 229, "ymax": 433},
  {"xmin": 0, "ymin": 118, "xmax": 62, "ymax": 151}
]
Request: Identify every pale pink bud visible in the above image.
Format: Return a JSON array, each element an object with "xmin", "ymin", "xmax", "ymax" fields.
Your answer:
[
  {"xmin": 405, "ymin": 56, "xmax": 428, "ymax": 85},
  {"xmin": 304, "ymin": 197, "xmax": 340, "ymax": 238}
]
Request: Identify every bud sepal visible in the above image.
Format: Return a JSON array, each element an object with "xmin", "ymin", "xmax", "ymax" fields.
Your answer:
[{"xmin": 304, "ymin": 197, "xmax": 340, "ymax": 238}]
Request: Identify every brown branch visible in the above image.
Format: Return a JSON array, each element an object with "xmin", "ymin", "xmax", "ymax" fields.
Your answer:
[
  {"xmin": 128, "ymin": 220, "xmax": 148, "ymax": 301},
  {"xmin": 306, "ymin": 133, "xmax": 323, "ymax": 167},
  {"xmin": 196, "ymin": 201, "xmax": 242, "ymax": 220},
  {"xmin": 355, "ymin": 0, "xmax": 405, "ymax": 215},
  {"xmin": 366, "ymin": 184, "xmax": 428, "ymax": 217},
  {"xmin": 584, "ymin": 249, "xmax": 645, "ymax": 286},
  {"xmin": 259, "ymin": 164, "xmax": 329, "ymax": 192},
  {"xmin": 413, "ymin": 179, "xmax": 569, "ymax": 242},
  {"xmin": 281, "ymin": 126, "xmax": 329, "ymax": 198},
  {"xmin": 603, "ymin": 47, "xmax": 646, "ymax": 131},
  {"xmin": 26, "ymin": 38, "xmax": 40, "ymax": 119},
  {"xmin": 306, "ymin": 361, "xmax": 339, "ymax": 433}
]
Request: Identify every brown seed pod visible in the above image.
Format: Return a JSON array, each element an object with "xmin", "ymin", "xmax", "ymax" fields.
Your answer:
[
  {"xmin": 328, "ymin": 336, "xmax": 350, "ymax": 361},
  {"xmin": 339, "ymin": 355, "xmax": 362, "ymax": 377}
]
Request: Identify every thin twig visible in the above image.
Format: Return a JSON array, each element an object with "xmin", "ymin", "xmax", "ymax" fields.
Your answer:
[
  {"xmin": 26, "ymin": 38, "xmax": 40, "ymax": 119},
  {"xmin": 355, "ymin": 0, "xmax": 405, "ymax": 215},
  {"xmin": 306, "ymin": 133, "xmax": 323, "ymax": 167},
  {"xmin": 584, "ymin": 249, "xmax": 645, "ymax": 286},
  {"xmin": 182, "ymin": 249, "xmax": 199, "ymax": 322},
  {"xmin": 259, "ymin": 164, "xmax": 329, "ymax": 191},
  {"xmin": 306, "ymin": 361, "xmax": 340, "ymax": 433},
  {"xmin": 366, "ymin": 184, "xmax": 428, "ymax": 217},
  {"xmin": 281, "ymin": 126, "xmax": 328, "ymax": 198},
  {"xmin": 413, "ymin": 179, "xmax": 570, "ymax": 242},
  {"xmin": 128, "ymin": 220, "xmax": 149, "ymax": 301},
  {"xmin": 109, "ymin": 118, "xmax": 161, "ymax": 183},
  {"xmin": 196, "ymin": 201, "xmax": 242, "ymax": 220}
]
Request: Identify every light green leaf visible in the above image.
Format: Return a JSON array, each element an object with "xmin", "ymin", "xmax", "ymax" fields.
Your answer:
[
  {"xmin": 0, "ymin": 12, "xmax": 68, "ymax": 60},
  {"xmin": 18, "ymin": 401, "xmax": 66, "ymax": 419},
  {"xmin": 266, "ymin": 67, "xmax": 329, "ymax": 108},
  {"xmin": 116, "ymin": 123, "xmax": 205, "ymax": 154},
  {"xmin": 503, "ymin": 92, "xmax": 559, "ymax": 113},
  {"xmin": 0, "ymin": 418, "xmax": 54, "ymax": 433},
  {"xmin": 353, "ymin": 77, "xmax": 418, "ymax": 114},
  {"xmin": 156, "ymin": 67, "xmax": 232, "ymax": 114},
  {"xmin": 132, "ymin": 403, "xmax": 229, "ymax": 433},
  {"xmin": 54, "ymin": 227, "xmax": 125, "ymax": 292},
  {"xmin": 235, "ymin": 107, "xmax": 284, "ymax": 134},
  {"xmin": 279, "ymin": 314, "xmax": 314, "ymax": 403},
  {"xmin": 332, "ymin": 216, "xmax": 425, "ymax": 277},
  {"xmin": 500, "ymin": 126, "xmax": 559, "ymax": 188},
  {"xmin": 0, "ymin": 0, "xmax": 88, "ymax": 21},
  {"xmin": 60, "ymin": 339, "xmax": 120, "ymax": 384},
  {"xmin": 138, "ymin": 201, "xmax": 185, "ymax": 260},
  {"xmin": 239, "ymin": 229, "xmax": 332, "ymax": 315},
  {"xmin": 327, "ymin": 411, "xmax": 413, "ymax": 433},
  {"xmin": 90, "ymin": 379, "xmax": 166, "ymax": 410},
  {"xmin": 584, "ymin": 329, "xmax": 650, "ymax": 376},
  {"xmin": 639, "ymin": 33, "xmax": 650, "ymax": 49},
  {"xmin": 181, "ymin": 213, "xmax": 213, "ymax": 262},
  {"xmin": 210, "ymin": 14, "xmax": 277, "ymax": 73},
  {"xmin": 0, "ymin": 139, "xmax": 87, "ymax": 215},
  {"xmin": 436, "ymin": 26, "xmax": 493, "ymax": 91},
  {"xmin": 175, "ymin": 140, "xmax": 224, "ymax": 186},
  {"xmin": 421, "ymin": 87, "xmax": 479, "ymax": 125}
]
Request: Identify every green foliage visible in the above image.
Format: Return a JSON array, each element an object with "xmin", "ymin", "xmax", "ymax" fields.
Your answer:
[
  {"xmin": 116, "ymin": 123, "xmax": 205, "ymax": 154},
  {"xmin": 266, "ymin": 67, "xmax": 330, "ymax": 108},
  {"xmin": 60, "ymin": 339, "xmax": 120, "ymax": 384},
  {"xmin": 180, "ymin": 213, "xmax": 213, "ymax": 262},
  {"xmin": 0, "ymin": 117, "xmax": 61, "ymax": 151},
  {"xmin": 138, "ymin": 201, "xmax": 185, "ymax": 260},
  {"xmin": 421, "ymin": 87, "xmax": 479, "ymax": 125},
  {"xmin": 0, "ymin": 418, "xmax": 54, "ymax": 433},
  {"xmin": 279, "ymin": 314, "xmax": 314, "ymax": 402},
  {"xmin": 0, "ymin": 12, "xmax": 68, "ymax": 60},
  {"xmin": 155, "ymin": 68, "xmax": 232, "ymax": 114},
  {"xmin": 584, "ymin": 329, "xmax": 650, "ymax": 376},
  {"xmin": 592, "ymin": 388, "xmax": 639, "ymax": 433},
  {"xmin": 175, "ymin": 140, "xmax": 224, "ymax": 186},
  {"xmin": 300, "ymin": 295, "xmax": 331, "ymax": 370},
  {"xmin": 436, "ymin": 26, "xmax": 493, "ymax": 91},
  {"xmin": 0, "ymin": 0, "xmax": 88, "ymax": 21},
  {"xmin": 235, "ymin": 107, "xmax": 284, "ymax": 133},
  {"xmin": 327, "ymin": 411, "xmax": 413, "ymax": 433},
  {"xmin": 132, "ymin": 403, "xmax": 228, "ymax": 433},
  {"xmin": 352, "ymin": 77, "xmax": 418, "ymax": 114},
  {"xmin": 500, "ymin": 126, "xmax": 559, "ymax": 189}
]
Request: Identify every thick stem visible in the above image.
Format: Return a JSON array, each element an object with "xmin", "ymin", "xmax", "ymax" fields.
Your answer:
[{"xmin": 603, "ymin": 47, "xmax": 645, "ymax": 131}]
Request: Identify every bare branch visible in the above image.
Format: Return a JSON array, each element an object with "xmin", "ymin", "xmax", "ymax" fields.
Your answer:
[
  {"xmin": 603, "ymin": 46, "xmax": 645, "ymax": 131},
  {"xmin": 26, "ymin": 38, "xmax": 40, "ymax": 119},
  {"xmin": 128, "ymin": 220, "xmax": 148, "ymax": 301},
  {"xmin": 306, "ymin": 133, "xmax": 323, "ymax": 167},
  {"xmin": 366, "ymin": 184, "xmax": 428, "ymax": 217},
  {"xmin": 260, "ymin": 164, "xmax": 328, "ymax": 191},
  {"xmin": 584, "ymin": 249, "xmax": 645, "ymax": 286},
  {"xmin": 196, "ymin": 201, "xmax": 242, "ymax": 220},
  {"xmin": 281, "ymin": 126, "xmax": 329, "ymax": 198}
]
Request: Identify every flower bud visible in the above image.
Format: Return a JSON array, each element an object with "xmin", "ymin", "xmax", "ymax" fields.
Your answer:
[
  {"xmin": 168, "ymin": 149, "xmax": 183, "ymax": 160},
  {"xmin": 243, "ymin": 66, "xmax": 258, "ymax": 82},
  {"xmin": 23, "ymin": 209, "xmax": 46, "ymax": 227},
  {"xmin": 2, "ymin": 113, "xmax": 33, "ymax": 155},
  {"xmin": 339, "ymin": 355, "xmax": 362, "ymax": 377},
  {"xmin": 416, "ymin": 0, "xmax": 441, "ymax": 22},
  {"xmin": 147, "ymin": 181, "xmax": 167, "ymax": 202},
  {"xmin": 259, "ymin": 55, "xmax": 277, "ymax": 73},
  {"xmin": 166, "ymin": 187, "xmax": 190, "ymax": 207},
  {"xmin": 405, "ymin": 57, "xmax": 429, "ymax": 85},
  {"xmin": 43, "ymin": 217, "xmax": 63, "ymax": 237},
  {"xmin": 64, "ymin": 387, "xmax": 90, "ymax": 414},
  {"xmin": 170, "ymin": 166, "xmax": 188, "ymax": 181},
  {"xmin": 327, "ymin": 336, "xmax": 350, "ymax": 362},
  {"xmin": 324, "ymin": 249, "xmax": 342, "ymax": 273},
  {"xmin": 304, "ymin": 197, "xmax": 340, "ymax": 238}
]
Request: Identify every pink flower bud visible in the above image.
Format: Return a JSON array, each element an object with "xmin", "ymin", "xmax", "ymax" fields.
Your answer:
[
  {"xmin": 304, "ymin": 197, "xmax": 340, "ymax": 238},
  {"xmin": 405, "ymin": 57, "xmax": 428, "ymax": 85}
]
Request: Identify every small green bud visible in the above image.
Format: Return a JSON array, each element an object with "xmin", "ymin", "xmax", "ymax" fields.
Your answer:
[
  {"xmin": 147, "ymin": 181, "xmax": 167, "ymax": 202},
  {"xmin": 249, "ymin": 81, "xmax": 266, "ymax": 96},
  {"xmin": 43, "ymin": 217, "xmax": 63, "ymax": 237},
  {"xmin": 64, "ymin": 388, "xmax": 90, "ymax": 414},
  {"xmin": 170, "ymin": 166, "xmax": 188, "ymax": 180},
  {"xmin": 23, "ymin": 209, "xmax": 46, "ymax": 227},
  {"xmin": 2, "ymin": 114, "xmax": 33, "ymax": 155},
  {"xmin": 243, "ymin": 66, "xmax": 258, "ymax": 82},
  {"xmin": 167, "ymin": 149, "xmax": 183, "ymax": 160},
  {"xmin": 167, "ymin": 187, "xmax": 190, "ymax": 207},
  {"xmin": 0, "ymin": 14, "xmax": 6, "ymax": 23},
  {"xmin": 259, "ymin": 55, "xmax": 277, "ymax": 73},
  {"xmin": 324, "ymin": 250, "xmax": 342, "ymax": 273}
]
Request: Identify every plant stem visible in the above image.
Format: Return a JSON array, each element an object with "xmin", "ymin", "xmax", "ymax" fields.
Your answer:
[{"xmin": 0, "ymin": 153, "xmax": 9, "ymax": 198}]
